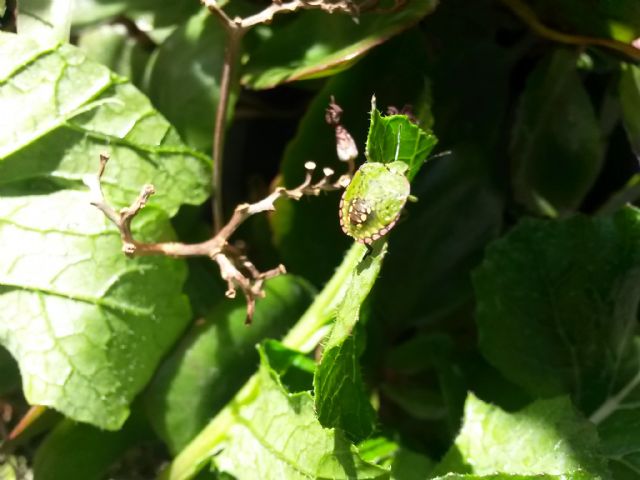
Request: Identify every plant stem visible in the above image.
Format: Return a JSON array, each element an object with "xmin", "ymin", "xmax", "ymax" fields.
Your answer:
[
  {"xmin": 499, "ymin": 0, "xmax": 640, "ymax": 61},
  {"xmin": 212, "ymin": 27, "xmax": 244, "ymax": 232}
]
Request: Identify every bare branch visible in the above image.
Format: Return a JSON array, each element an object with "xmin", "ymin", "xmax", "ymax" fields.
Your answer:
[{"xmin": 85, "ymin": 146, "xmax": 351, "ymax": 323}]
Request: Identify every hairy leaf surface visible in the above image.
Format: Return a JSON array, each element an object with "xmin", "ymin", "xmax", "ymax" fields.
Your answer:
[
  {"xmin": 0, "ymin": 32, "xmax": 210, "ymax": 216},
  {"xmin": 435, "ymin": 394, "xmax": 609, "ymax": 478},
  {"xmin": 213, "ymin": 344, "xmax": 388, "ymax": 479},
  {"xmin": 0, "ymin": 191, "xmax": 190, "ymax": 429}
]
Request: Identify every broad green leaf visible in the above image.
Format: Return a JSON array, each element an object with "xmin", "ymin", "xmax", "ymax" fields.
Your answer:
[
  {"xmin": 71, "ymin": 0, "xmax": 200, "ymax": 30},
  {"xmin": 435, "ymin": 394, "xmax": 609, "ymax": 478},
  {"xmin": 590, "ymin": 338, "xmax": 640, "ymax": 479},
  {"xmin": 0, "ymin": 32, "xmax": 210, "ymax": 216},
  {"xmin": 473, "ymin": 208, "xmax": 640, "ymax": 413},
  {"xmin": 390, "ymin": 447, "xmax": 434, "ymax": 480},
  {"xmin": 511, "ymin": 49, "xmax": 604, "ymax": 215},
  {"xmin": 0, "ymin": 0, "xmax": 5, "ymax": 17},
  {"xmin": 144, "ymin": 275, "xmax": 314, "ymax": 454},
  {"xmin": 382, "ymin": 334, "xmax": 467, "ymax": 430},
  {"xmin": 241, "ymin": 1, "xmax": 438, "ymax": 89},
  {"xmin": 314, "ymin": 242, "xmax": 386, "ymax": 440},
  {"xmin": 76, "ymin": 23, "xmax": 151, "ymax": 88},
  {"xmin": 620, "ymin": 64, "xmax": 640, "ymax": 157},
  {"xmin": 162, "ymin": 244, "xmax": 388, "ymax": 480},
  {"xmin": 271, "ymin": 31, "xmax": 433, "ymax": 285},
  {"xmin": 261, "ymin": 339, "xmax": 316, "ymax": 393},
  {"xmin": 212, "ymin": 343, "xmax": 389, "ymax": 480},
  {"xmin": 474, "ymin": 206, "xmax": 640, "ymax": 475},
  {"xmin": 17, "ymin": 0, "xmax": 72, "ymax": 42},
  {"xmin": 0, "ymin": 190, "xmax": 190, "ymax": 429},
  {"xmin": 365, "ymin": 107, "xmax": 437, "ymax": 181},
  {"xmin": 358, "ymin": 437, "xmax": 436, "ymax": 479},
  {"xmin": 431, "ymin": 474, "xmax": 592, "ymax": 480},
  {"xmin": 33, "ymin": 411, "xmax": 151, "ymax": 480},
  {"xmin": 146, "ymin": 10, "xmax": 231, "ymax": 152}
]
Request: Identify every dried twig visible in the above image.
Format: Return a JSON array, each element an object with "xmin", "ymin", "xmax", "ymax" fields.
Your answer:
[{"xmin": 84, "ymin": 156, "xmax": 350, "ymax": 324}]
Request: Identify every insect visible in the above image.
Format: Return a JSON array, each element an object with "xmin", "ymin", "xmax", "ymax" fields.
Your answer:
[{"xmin": 339, "ymin": 160, "xmax": 411, "ymax": 245}]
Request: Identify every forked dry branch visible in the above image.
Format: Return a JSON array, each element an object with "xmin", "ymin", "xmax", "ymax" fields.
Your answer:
[{"xmin": 84, "ymin": 99, "xmax": 358, "ymax": 324}]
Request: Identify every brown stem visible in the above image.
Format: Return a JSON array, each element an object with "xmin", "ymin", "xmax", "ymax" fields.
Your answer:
[
  {"xmin": 202, "ymin": 0, "xmax": 362, "ymax": 232},
  {"xmin": 499, "ymin": 0, "xmax": 640, "ymax": 61},
  {"xmin": 211, "ymin": 27, "xmax": 244, "ymax": 233}
]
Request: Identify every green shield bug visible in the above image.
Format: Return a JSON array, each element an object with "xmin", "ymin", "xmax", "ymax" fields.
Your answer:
[{"xmin": 339, "ymin": 161, "xmax": 411, "ymax": 245}]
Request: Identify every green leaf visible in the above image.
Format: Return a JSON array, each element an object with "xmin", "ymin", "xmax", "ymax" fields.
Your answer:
[
  {"xmin": 473, "ymin": 208, "xmax": 640, "ymax": 412},
  {"xmin": 16, "ymin": 0, "xmax": 72, "ymax": 42},
  {"xmin": 76, "ymin": 23, "xmax": 151, "ymax": 88},
  {"xmin": 511, "ymin": 49, "xmax": 604, "ymax": 215},
  {"xmin": 620, "ymin": 64, "xmax": 640, "ymax": 157},
  {"xmin": 212, "ymin": 343, "xmax": 389, "ymax": 480},
  {"xmin": 435, "ymin": 394, "xmax": 609, "ymax": 478},
  {"xmin": 162, "ymin": 244, "xmax": 388, "ymax": 480},
  {"xmin": 314, "ymin": 242, "xmax": 387, "ymax": 440},
  {"xmin": 365, "ymin": 107, "xmax": 437, "ymax": 181},
  {"xmin": 431, "ymin": 474, "xmax": 593, "ymax": 480},
  {"xmin": 0, "ymin": 32, "xmax": 210, "ymax": 216},
  {"xmin": 596, "ymin": 387, "xmax": 640, "ymax": 478},
  {"xmin": 144, "ymin": 275, "xmax": 314, "ymax": 454},
  {"xmin": 271, "ymin": 31, "xmax": 434, "ymax": 285},
  {"xmin": 146, "ymin": 10, "xmax": 230, "ymax": 152},
  {"xmin": 241, "ymin": 1, "xmax": 438, "ymax": 89},
  {"xmin": 390, "ymin": 447, "xmax": 434, "ymax": 480},
  {"xmin": 71, "ymin": 0, "xmax": 200, "ymax": 30},
  {"xmin": 0, "ymin": 345, "xmax": 20, "ymax": 395},
  {"xmin": 33, "ymin": 412, "xmax": 151, "ymax": 480},
  {"xmin": 0, "ymin": 190, "xmax": 190, "ymax": 430},
  {"xmin": 261, "ymin": 338, "xmax": 316, "ymax": 393}
]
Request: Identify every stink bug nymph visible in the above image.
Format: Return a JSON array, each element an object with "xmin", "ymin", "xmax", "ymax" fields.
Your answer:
[{"xmin": 339, "ymin": 161, "xmax": 411, "ymax": 245}]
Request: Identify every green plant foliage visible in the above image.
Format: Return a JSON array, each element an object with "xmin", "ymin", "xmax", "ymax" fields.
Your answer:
[
  {"xmin": 144, "ymin": 275, "xmax": 314, "ymax": 454},
  {"xmin": 241, "ymin": 1, "xmax": 438, "ymax": 89},
  {"xmin": 434, "ymin": 394, "xmax": 609, "ymax": 478},
  {"xmin": 211, "ymin": 343, "xmax": 388, "ymax": 479},
  {"xmin": 620, "ymin": 64, "xmax": 640, "ymax": 157},
  {"xmin": 146, "ymin": 10, "xmax": 230, "ymax": 152},
  {"xmin": 33, "ymin": 412, "xmax": 151, "ymax": 480},
  {"xmin": 4, "ymin": 0, "xmax": 640, "ymax": 476},
  {"xmin": 16, "ymin": 0, "xmax": 72, "ymax": 42},
  {"xmin": 313, "ymin": 243, "xmax": 385, "ymax": 441},
  {"xmin": 431, "ymin": 474, "xmax": 593, "ymax": 480},
  {"xmin": 473, "ymin": 208, "xmax": 640, "ymax": 413},
  {"xmin": 0, "ymin": 32, "xmax": 211, "ymax": 216},
  {"xmin": 511, "ymin": 49, "xmax": 604, "ymax": 215},
  {"xmin": 76, "ymin": 23, "xmax": 151, "ymax": 88},
  {"xmin": 365, "ymin": 108, "xmax": 437, "ymax": 181},
  {"xmin": 0, "ymin": 192, "xmax": 190, "ymax": 429}
]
